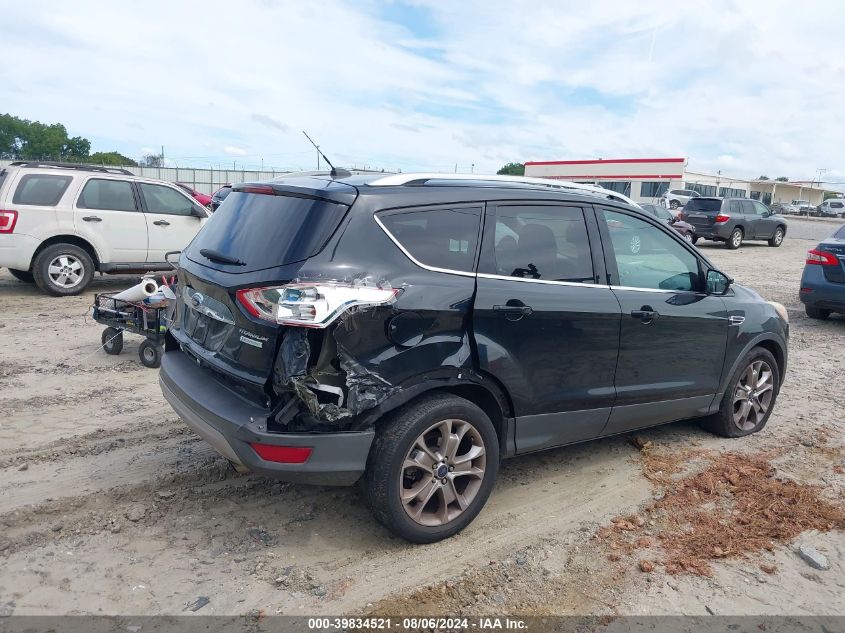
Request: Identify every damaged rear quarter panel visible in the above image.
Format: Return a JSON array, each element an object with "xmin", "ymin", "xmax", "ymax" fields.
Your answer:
[{"xmin": 270, "ymin": 196, "xmax": 479, "ymax": 429}]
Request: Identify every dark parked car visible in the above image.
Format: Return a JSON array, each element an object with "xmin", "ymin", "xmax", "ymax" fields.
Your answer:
[
  {"xmin": 639, "ymin": 203, "xmax": 696, "ymax": 244},
  {"xmin": 159, "ymin": 173, "xmax": 789, "ymax": 543},
  {"xmin": 799, "ymin": 223, "xmax": 845, "ymax": 319},
  {"xmin": 682, "ymin": 197, "xmax": 786, "ymax": 249},
  {"xmin": 210, "ymin": 184, "xmax": 232, "ymax": 212}
]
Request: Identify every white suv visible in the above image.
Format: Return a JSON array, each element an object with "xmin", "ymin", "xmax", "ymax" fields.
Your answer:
[
  {"xmin": 661, "ymin": 188, "xmax": 701, "ymax": 210},
  {"xmin": 0, "ymin": 161, "xmax": 209, "ymax": 295}
]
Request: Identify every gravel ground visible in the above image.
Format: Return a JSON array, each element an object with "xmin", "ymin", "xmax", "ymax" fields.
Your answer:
[{"xmin": 0, "ymin": 231, "xmax": 842, "ymax": 617}]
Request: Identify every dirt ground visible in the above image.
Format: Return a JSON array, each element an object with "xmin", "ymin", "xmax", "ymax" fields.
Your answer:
[{"xmin": 0, "ymin": 227, "xmax": 843, "ymax": 617}]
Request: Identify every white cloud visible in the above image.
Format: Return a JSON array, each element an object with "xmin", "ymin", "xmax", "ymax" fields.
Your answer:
[{"xmin": 1, "ymin": 1, "xmax": 844, "ymax": 188}]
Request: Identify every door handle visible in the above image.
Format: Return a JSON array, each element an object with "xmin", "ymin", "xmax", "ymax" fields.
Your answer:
[
  {"xmin": 82, "ymin": 216, "xmax": 102, "ymax": 222},
  {"xmin": 153, "ymin": 220, "xmax": 171, "ymax": 226},
  {"xmin": 631, "ymin": 305, "xmax": 658, "ymax": 323},
  {"xmin": 493, "ymin": 304, "xmax": 533, "ymax": 321}
]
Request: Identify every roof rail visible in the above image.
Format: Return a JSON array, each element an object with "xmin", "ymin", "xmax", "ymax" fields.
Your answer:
[
  {"xmin": 367, "ymin": 172, "xmax": 640, "ymax": 207},
  {"xmin": 9, "ymin": 161, "xmax": 135, "ymax": 176}
]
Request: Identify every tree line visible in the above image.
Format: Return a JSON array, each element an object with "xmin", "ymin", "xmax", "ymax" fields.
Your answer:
[{"xmin": 0, "ymin": 113, "xmax": 162, "ymax": 167}]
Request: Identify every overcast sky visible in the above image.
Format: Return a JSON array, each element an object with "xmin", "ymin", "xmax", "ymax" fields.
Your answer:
[{"xmin": 3, "ymin": 1, "xmax": 844, "ymax": 185}]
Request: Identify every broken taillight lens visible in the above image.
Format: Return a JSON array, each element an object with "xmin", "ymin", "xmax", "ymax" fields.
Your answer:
[{"xmin": 236, "ymin": 282, "xmax": 399, "ymax": 328}]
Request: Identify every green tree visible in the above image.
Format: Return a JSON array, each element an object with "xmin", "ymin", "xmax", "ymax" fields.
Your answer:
[
  {"xmin": 823, "ymin": 191, "xmax": 842, "ymax": 200},
  {"xmin": 140, "ymin": 153, "xmax": 164, "ymax": 167},
  {"xmin": 0, "ymin": 113, "xmax": 91, "ymax": 161},
  {"xmin": 89, "ymin": 151, "xmax": 138, "ymax": 166},
  {"xmin": 757, "ymin": 175, "xmax": 769, "ymax": 180},
  {"xmin": 775, "ymin": 176, "xmax": 789, "ymax": 182},
  {"xmin": 497, "ymin": 162, "xmax": 525, "ymax": 176}
]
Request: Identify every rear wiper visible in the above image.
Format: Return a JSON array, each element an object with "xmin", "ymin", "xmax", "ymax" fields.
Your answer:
[{"xmin": 199, "ymin": 248, "xmax": 245, "ymax": 266}]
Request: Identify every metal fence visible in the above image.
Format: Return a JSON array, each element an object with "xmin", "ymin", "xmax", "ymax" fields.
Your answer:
[{"xmin": 0, "ymin": 160, "xmax": 289, "ymax": 195}]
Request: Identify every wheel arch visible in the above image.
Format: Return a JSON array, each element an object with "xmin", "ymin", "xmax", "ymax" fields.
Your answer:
[
  {"xmin": 718, "ymin": 334, "xmax": 787, "ymax": 397},
  {"xmin": 357, "ymin": 370, "xmax": 516, "ymax": 456},
  {"xmin": 32, "ymin": 235, "xmax": 101, "ymax": 270}
]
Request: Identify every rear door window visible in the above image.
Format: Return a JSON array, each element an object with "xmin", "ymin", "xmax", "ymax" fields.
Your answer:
[
  {"xmin": 829, "ymin": 201, "xmax": 843, "ymax": 209},
  {"xmin": 12, "ymin": 174, "xmax": 72, "ymax": 206},
  {"xmin": 379, "ymin": 206, "xmax": 481, "ymax": 273},
  {"xmin": 489, "ymin": 205, "xmax": 594, "ymax": 283},
  {"xmin": 741, "ymin": 200, "xmax": 756, "ymax": 215},
  {"xmin": 77, "ymin": 179, "xmax": 137, "ymax": 211},
  {"xmin": 729, "ymin": 200, "xmax": 742, "ymax": 214}
]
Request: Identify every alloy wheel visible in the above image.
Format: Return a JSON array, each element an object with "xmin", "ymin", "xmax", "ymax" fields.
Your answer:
[
  {"xmin": 773, "ymin": 229, "xmax": 783, "ymax": 245},
  {"xmin": 683, "ymin": 232, "xmax": 693, "ymax": 243},
  {"xmin": 400, "ymin": 418, "xmax": 486, "ymax": 527},
  {"xmin": 732, "ymin": 360, "xmax": 774, "ymax": 431},
  {"xmin": 732, "ymin": 230, "xmax": 742, "ymax": 248},
  {"xmin": 47, "ymin": 254, "xmax": 85, "ymax": 289}
]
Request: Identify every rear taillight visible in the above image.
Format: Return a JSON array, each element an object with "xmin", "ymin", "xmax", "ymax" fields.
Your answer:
[
  {"xmin": 0, "ymin": 210, "xmax": 18, "ymax": 233},
  {"xmin": 251, "ymin": 443, "xmax": 312, "ymax": 463},
  {"xmin": 236, "ymin": 282, "xmax": 399, "ymax": 328},
  {"xmin": 714, "ymin": 214, "xmax": 730, "ymax": 223},
  {"xmin": 806, "ymin": 249, "xmax": 839, "ymax": 266}
]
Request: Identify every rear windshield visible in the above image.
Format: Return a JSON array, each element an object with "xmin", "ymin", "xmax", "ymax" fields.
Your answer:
[
  {"xmin": 835, "ymin": 225, "xmax": 845, "ymax": 239},
  {"xmin": 187, "ymin": 191, "xmax": 348, "ymax": 272},
  {"xmin": 214, "ymin": 186, "xmax": 231, "ymax": 200},
  {"xmin": 684, "ymin": 198, "xmax": 722, "ymax": 213}
]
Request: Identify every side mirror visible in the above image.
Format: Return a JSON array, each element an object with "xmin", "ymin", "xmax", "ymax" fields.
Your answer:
[
  {"xmin": 761, "ymin": 211, "xmax": 770, "ymax": 218},
  {"xmin": 191, "ymin": 205, "xmax": 208, "ymax": 218},
  {"xmin": 706, "ymin": 269, "xmax": 732, "ymax": 295}
]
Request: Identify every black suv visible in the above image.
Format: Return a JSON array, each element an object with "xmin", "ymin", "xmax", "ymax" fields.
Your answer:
[
  {"xmin": 682, "ymin": 197, "xmax": 787, "ymax": 249},
  {"xmin": 159, "ymin": 173, "xmax": 789, "ymax": 543}
]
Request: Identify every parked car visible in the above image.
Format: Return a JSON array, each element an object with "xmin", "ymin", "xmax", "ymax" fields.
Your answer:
[
  {"xmin": 792, "ymin": 199, "xmax": 814, "ymax": 216},
  {"xmin": 210, "ymin": 184, "xmax": 232, "ymax": 212},
  {"xmin": 175, "ymin": 182, "xmax": 213, "ymax": 207},
  {"xmin": 681, "ymin": 197, "xmax": 786, "ymax": 249},
  {"xmin": 159, "ymin": 172, "xmax": 789, "ymax": 543},
  {"xmin": 770, "ymin": 201, "xmax": 795, "ymax": 215},
  {"xmin": 0, "ymin": 161, "xmax": 209, "ymax": 295},
  {"xmin": 817, "ymin": 199, "xmax": 845, "ymax": 218},
  {"xmin": 799, "ymin": 223, "xmax": 845, "ymax": 319},
  {"xmin": 661, "ymin": 188, "xmax": 700, "ymax": 210},
  {"xmin": 639, "ymin": 203, "xmax": 696, "ymax": 243}
]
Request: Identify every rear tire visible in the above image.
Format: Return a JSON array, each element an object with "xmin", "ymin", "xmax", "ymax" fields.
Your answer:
[
  {"xmin": 32, "ymin": 243, "xmax": 94, "ymax": 296},
  {"xmin": 8, "ymin": 268, "xmax": 34, "ymax": 283},
  {"xmin": 138, "ymin": 340, "xmax": 162, "ymax": 368},
  {"xmin": 805, "ymin": 305, "xmax": 830, "ymax": 320},
  {"xmin": 726, "ymin": 227, "xmax": 743, "ymax": 249},
  {"xmin": 101, "ymin": 327, "xmax": 124, "ymax": 355},
  {"xmin": 768, "ymin": 227, "xmax": 785, "ymax": 247},
  {"xmin": 702, "ymin": 347, "xmax": 779, "ymax": 438},
  {"xmin": 363, "ymin": 393, "xmax": 499, "ymax": 543},
  {"xmin": 670, "ymin": 200, "xmax": 679, "ymax": 209}
]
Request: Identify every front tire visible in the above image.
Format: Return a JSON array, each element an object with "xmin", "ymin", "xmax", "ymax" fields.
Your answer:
[
  {"xmin": 8, "ymin": 268, "xmax": 34, "ymax": 283},
  {"xmin": 670, "ymin": 200, "xmax": 679, "ymax": 210},
  {"xmin": 363, "ymin": 393, "xmax": 499, "ymax": 543},
  {"xmin": 805, "ymin": 305, "xmax": 830, "ymax": 320},
  {"xmin": 32, "ymin": 244, "xmax": 94, "ymax": 296},
  {"xmin": 768, "ymin": 227, "xmax": 784, "ymax": 247},
  {"xmin": 702, "ymin": 347, "xmax": 779, "ymax": 438},
  {"xmin": 726, "ymin": 227, "xmax": 743, "ymax": 249}
]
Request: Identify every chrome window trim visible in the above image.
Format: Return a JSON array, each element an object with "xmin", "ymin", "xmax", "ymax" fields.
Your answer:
[
  {"xmin": 609, "ymin": 285, "xmax": 692, "ymax": 294},
  {"xmin": 477, "ymin": 272, "xmax": 608, "ymax": 289},
  {"xmin": 373, "ymin": 214, "xmax": 477, "ymax": 278}
]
